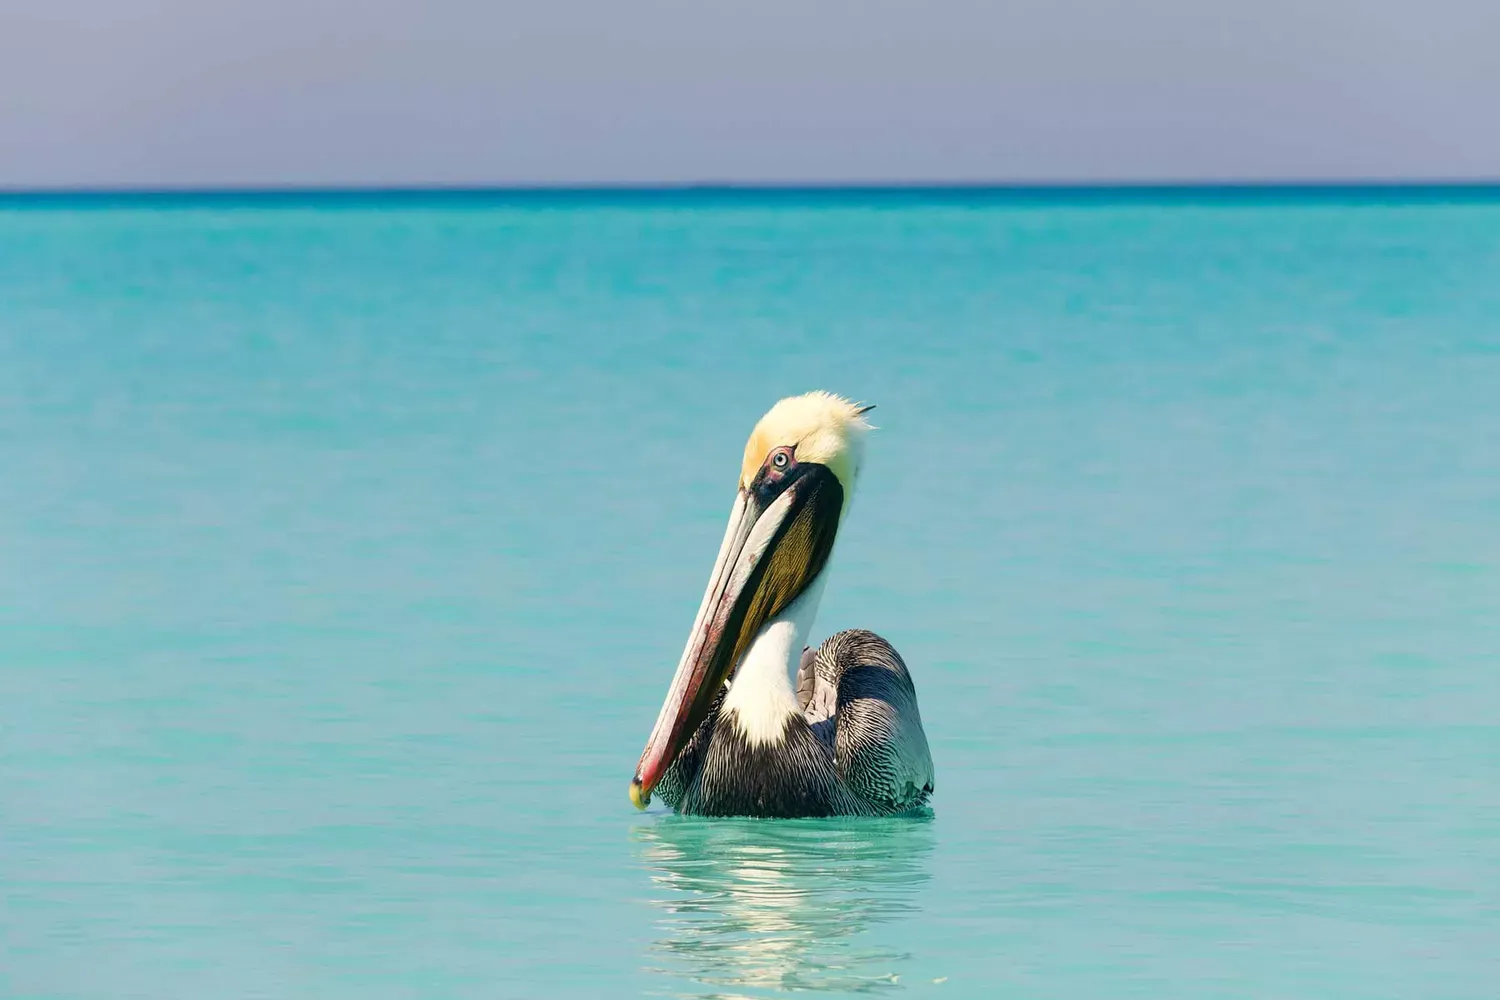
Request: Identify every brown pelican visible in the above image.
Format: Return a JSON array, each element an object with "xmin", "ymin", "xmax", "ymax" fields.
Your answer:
[{"xmin": 630, "ymin": 391, "xmax": 935, "ymax": 818}]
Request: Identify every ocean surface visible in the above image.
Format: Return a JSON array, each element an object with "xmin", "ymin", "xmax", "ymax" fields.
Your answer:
[{"xmin": 2, "ymin": 188, "xmax": 1498, "ymax": 999}]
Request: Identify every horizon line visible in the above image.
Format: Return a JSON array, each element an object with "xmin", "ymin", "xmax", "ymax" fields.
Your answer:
[{"xmin": 4, "ymin": 178, "xmax": 1500, "ymax": 196}]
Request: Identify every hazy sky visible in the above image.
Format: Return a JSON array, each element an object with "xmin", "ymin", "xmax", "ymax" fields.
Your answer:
[{"xmin": 2, "ymin": 0, "xmax": 1497, "ymax": 186}]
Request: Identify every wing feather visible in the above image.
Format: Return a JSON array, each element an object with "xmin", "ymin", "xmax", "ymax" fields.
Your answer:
[{"xmin": 802, "ymin": 629, "xmax": 934, "ymax": 813}]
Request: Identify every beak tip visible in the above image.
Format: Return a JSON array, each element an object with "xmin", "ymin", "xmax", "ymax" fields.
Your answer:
[{"xmin": 629, "ymin": 780, "xmax": 650, "ymax": 811}]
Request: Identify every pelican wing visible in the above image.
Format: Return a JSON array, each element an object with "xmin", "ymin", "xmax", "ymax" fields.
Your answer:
[{"xmin": 802, "ymin": 629, "xmax": 935, "ymax": 814}]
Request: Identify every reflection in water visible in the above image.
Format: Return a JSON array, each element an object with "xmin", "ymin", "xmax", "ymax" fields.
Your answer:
[{"xmin": 631, "ymin": 815, "xmax": 935, "ymax": 996}]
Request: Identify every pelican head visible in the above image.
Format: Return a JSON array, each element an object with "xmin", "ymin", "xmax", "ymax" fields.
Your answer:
[{"xmin": 631, "ymin": 391, "xmax": 875, "ymax": 809}]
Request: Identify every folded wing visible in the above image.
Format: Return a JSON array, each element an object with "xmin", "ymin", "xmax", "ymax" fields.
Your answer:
[{"xmin": 798, "ymin": 629, "xmax": 935, "ymax": 814}]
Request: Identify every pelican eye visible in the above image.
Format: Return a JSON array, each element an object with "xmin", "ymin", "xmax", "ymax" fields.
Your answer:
[{"xmin": 755, "ymin": 446, "xmax": 797, "ymax": 495}]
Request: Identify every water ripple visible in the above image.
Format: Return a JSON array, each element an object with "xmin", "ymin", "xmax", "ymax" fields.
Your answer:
[{"xmin": 631, "ymin": 815, "xmax": 935, "ymax": 996}]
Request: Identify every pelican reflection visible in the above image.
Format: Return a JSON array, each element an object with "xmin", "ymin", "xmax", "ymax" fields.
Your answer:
[{"xmin": 631, "ymin": 815, "xmax": 934, "ymax": 995}]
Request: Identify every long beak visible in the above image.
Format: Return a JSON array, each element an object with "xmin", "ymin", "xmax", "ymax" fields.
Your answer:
[{"xmin": 631, "ymin": 466, "xmax": 842, "ymax": 808}]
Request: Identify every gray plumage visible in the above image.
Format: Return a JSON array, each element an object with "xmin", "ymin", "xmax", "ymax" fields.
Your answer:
[{"xmin": 657, "ymin": 629, "xmax": 934, "ymax": 818}]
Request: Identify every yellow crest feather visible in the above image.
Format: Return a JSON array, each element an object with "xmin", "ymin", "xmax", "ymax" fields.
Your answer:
[{"xmin": 739, "ymin": 391, "xmax": 874, "ymax": 495}]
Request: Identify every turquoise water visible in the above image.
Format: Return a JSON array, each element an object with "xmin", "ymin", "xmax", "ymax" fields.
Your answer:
[{"xmin": 2, "ymin": 190, "xmax": 1498, "ymax": 998}]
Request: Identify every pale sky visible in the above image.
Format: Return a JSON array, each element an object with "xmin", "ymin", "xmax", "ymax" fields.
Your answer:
[{"xmin": 2, "ymin": 0, "xmax": 1497, "ymax": 187}]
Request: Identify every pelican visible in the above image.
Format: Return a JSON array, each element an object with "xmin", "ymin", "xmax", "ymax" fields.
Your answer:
[{"xmin": 630, "ymin": 391, "xmax": 935, "ymax": 818}]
